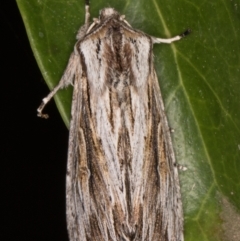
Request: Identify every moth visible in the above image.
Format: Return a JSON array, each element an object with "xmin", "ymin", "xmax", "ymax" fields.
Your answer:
[{"xmin": 38, "ymin": 1, "xmax": 190, "ymax": 240}]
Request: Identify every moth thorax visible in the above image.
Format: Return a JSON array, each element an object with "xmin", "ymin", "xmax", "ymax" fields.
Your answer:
[{"xmin": 100, "ymin": 8, "xmax": 120, "ymax": 20}]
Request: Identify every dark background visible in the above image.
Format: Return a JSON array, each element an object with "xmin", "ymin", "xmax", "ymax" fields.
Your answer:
[{"xmin": 2, "ymin": 2, "xmax": 69, "ymax": 241}]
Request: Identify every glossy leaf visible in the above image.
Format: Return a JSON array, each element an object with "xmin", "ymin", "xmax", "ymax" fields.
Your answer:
[{"xmin": 17, "ymin": 0, "xmax": 240, "ymax": 240}]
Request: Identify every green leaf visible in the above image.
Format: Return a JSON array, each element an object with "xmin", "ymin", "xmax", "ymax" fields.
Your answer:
[{"xmin": 17, "ymin": 0, "xmax": 240, "ymax": 240}]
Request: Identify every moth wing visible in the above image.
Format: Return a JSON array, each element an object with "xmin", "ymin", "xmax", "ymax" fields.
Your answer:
[
  {"xmin": 65, "ymin": 20, "xmax": 184, "ymax": 241},
  {"xmin": 149, "ymin": 69, "xmax": 184, "ymax": 241},
  {"xmin": 66, "ymin": 38, "xmax": 116, "ymax": 240},
  {"xmin": 64, "ymin": 18, "xmax": 98, "ymax": 240}
]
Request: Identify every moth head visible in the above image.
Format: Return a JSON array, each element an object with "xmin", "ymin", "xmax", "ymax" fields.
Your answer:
[
  {"xmin": 86, "ymin": 8, "xmax": 131, "ymax": 34},
  {"xmin": 99, "ymin": 8, "xmax": 132, "ymax": 27},
  {"xmin": 99, "ymin": 8, "xmax": 120, "ymax": 20}
]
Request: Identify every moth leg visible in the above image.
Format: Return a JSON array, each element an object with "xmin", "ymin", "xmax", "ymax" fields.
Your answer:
[
  {"xmin": 38, "ymin": 3, "xmax": 89, "ymax": 118},
  {"xmin": 152, "ymin": 29, "xmax": 191, "ymax": 44},
  {"xmin": 37, "ymin": 52, "xmax": 79, "ymax": 119}
]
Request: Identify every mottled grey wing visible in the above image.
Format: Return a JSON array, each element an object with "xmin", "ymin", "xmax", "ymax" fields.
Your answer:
[
  {"xmin": 150, "ymin": 69, "xmax": 184, "ymax": 241},
  {"xmin": 66, "ymin": 17, "xmax": 184, "ymax": 241}
]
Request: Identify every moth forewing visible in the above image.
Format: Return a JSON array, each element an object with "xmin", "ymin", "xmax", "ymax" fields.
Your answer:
[{"xmin": 37, "ymin": 4, "xmax": 190, "ymax": 241}]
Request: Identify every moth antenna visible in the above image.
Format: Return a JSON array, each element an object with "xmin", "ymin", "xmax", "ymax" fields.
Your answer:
[{"xmin": 85, "ymin": 0, "xmax": 90, "ymax": 24}]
